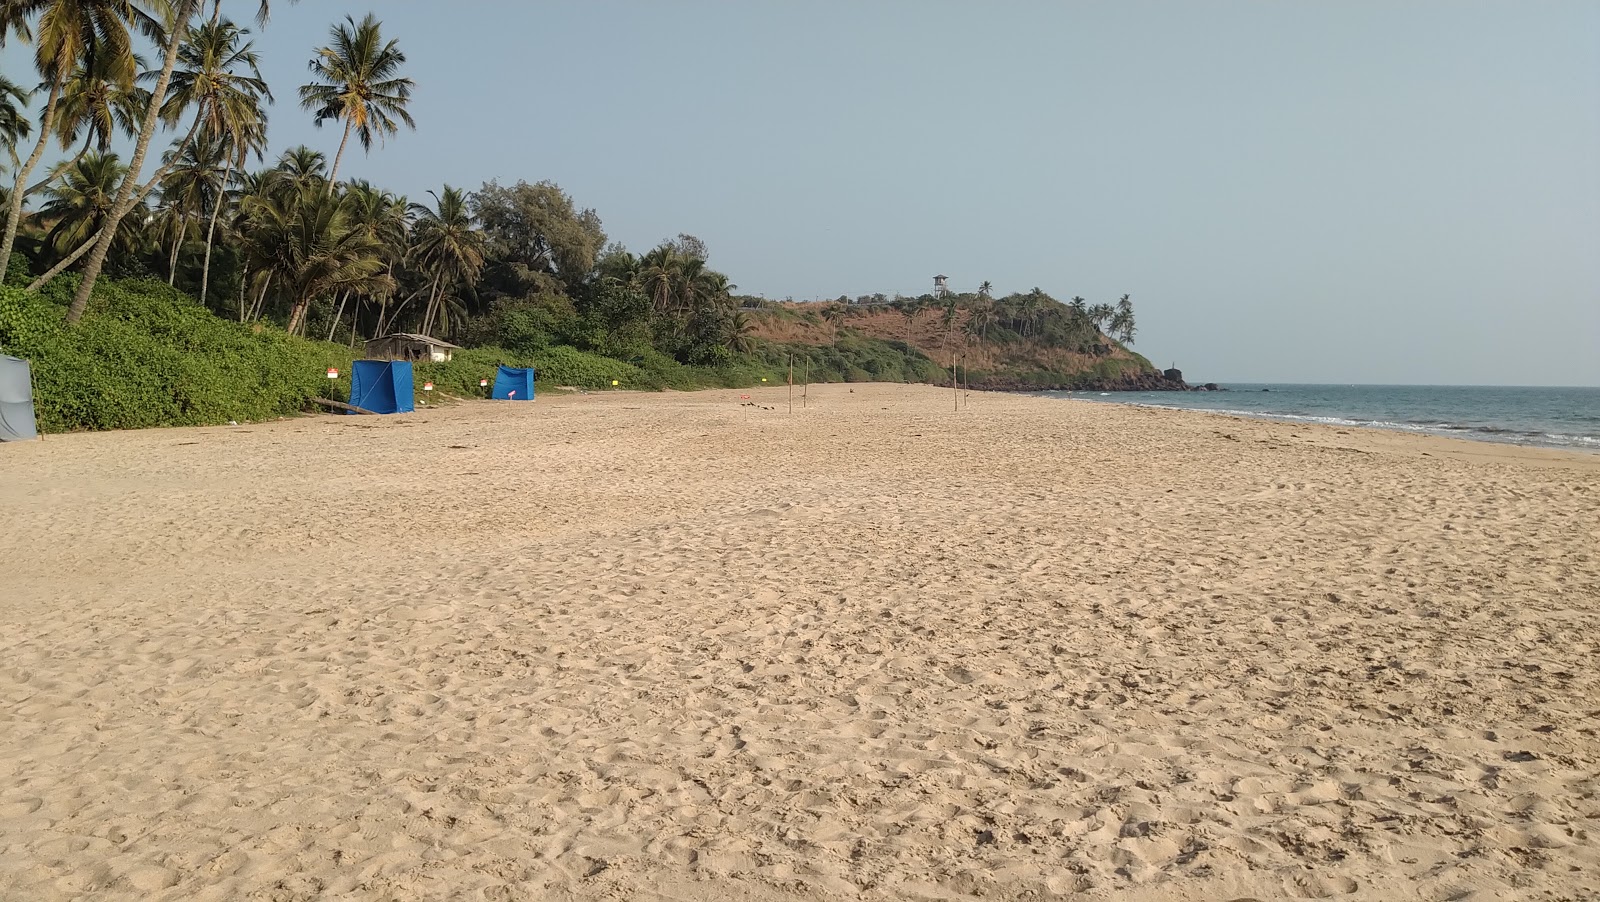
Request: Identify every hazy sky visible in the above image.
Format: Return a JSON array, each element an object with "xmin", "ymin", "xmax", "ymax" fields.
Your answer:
[{"xmin": 8, "ymin": 1, "xmax": 1598, "ymax": 384}]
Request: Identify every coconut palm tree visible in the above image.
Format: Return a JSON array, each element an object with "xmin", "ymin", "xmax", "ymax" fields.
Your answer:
[
  {"xmin": 635, "ymin": 244, "xmax": 678, "ymax": 316},
  {"xmin": 298, "ymin": 13, "xmax": 414, "ymax": 193},
  {"xmin": 242, "ymin": 183, "xmax": 390, "ymax": 335},
  {"xmin": 159, "ymin": 17, "xmax": 269, "ymax": 305},
  {"xmin": 1111, "ymin": 294, "xmax": 1136, "ymax": 344},
  {"xmin": 65, "ymin": 0, "xmax": 236, "ymax": 322},
  {"xmin": 1088, "ymin": 302, "xmax": 1114, "ymax": 335},
  {"xmin": 0, "ymin": 75, "xmax": 30, "ymax": 172},
  {"xmin": 727, "ymin": 309, "xmax": 756, "ymax": 358},
  {"xmin": 408, "ymin": 185, "xmax": 483, "ymax": 337},
  {"xmin": 336, "ymin": 179, "xmax": 408, "ymax": 339},
  {"xmin": 274, "ymin": 144, "xmax": 327, "ymax": 192},
  {"xmin": 0, "ymin": 0, "xmax": 166, "ymax": 286},
  {"xmin": 60, "ymin": 0, "xmax": 292, "ymax": 319},
  {"xmin": 155, "ymin": 129, "xmax": 225, "ymax": 282},
  {"xmin": 52, "ymin": 44, "xmax": 150, "ymax": 158},
  {"xmin": 40, "ymin": 149, "xmax": 139, "ymax": 257}
]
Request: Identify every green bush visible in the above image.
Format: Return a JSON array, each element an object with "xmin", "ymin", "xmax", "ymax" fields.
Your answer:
[{"xmin": 1, "ymin": 280, "xmax": 353, "ymax": 433}]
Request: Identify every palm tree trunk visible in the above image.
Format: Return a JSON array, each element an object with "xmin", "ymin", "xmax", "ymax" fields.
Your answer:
[
  {"xmin": 249, "ymin": 271, "xmax": 273, "ymax": 322},
  {"xmin": 348, "ymin": 297, "xmax": 362, "ymax": 349},
  {"xmin": 420, "ymin": 274, "xmax": 442, "ymax": 336},
  {"xmin": 28, "ymin": 110, "xmax": 209, "ymax": 294},
  {"xmin": 287, "ymin": 292, "xmax": 314, "ymax": 336},
  {"xmin": 199, "ymin": 155, "xmax": 234, "ymax": 306},
  {"xmin": 0, "ymin": 79, "xmax": 64, "ymax": 285},
  {"xmin": 168, "ymin": 211, "xmax": 189, "ymax": 285},
  {"xmin": 25, "ymin": 236, "xmax": 99, "ymax": 292},
  {"xmin": 326, "ymin": 119, "xmax": 354, "ymax": 196},
  {"xmin": 238, "ymin": 264, "xmax": 250, "ymax": 322},
  {"xmin": 66, "ymin": 0, "xmax": 197, "ymax": 324},
  {"xmin": 326, "ymin": 289, "xmax": 349, "ymax": 342},
  {"xmin": 23, "ymin": 132, "xmax": 93, "ymax": 197}
]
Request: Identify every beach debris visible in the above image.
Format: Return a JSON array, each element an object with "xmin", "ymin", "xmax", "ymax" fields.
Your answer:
[{"xmin": 312, "ymin": 397, "xmax": 379, "ymax": 415}]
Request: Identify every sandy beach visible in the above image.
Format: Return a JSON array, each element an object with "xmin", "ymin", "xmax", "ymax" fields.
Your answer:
[{"xmin": 2, "ymin": 383, "xmax": 1596, "ymax": 901}]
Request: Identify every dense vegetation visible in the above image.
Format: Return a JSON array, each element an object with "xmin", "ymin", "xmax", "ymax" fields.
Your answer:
[{"xmin": 0, "ymin": 2, "xmax": 1162, "ymax": 433}]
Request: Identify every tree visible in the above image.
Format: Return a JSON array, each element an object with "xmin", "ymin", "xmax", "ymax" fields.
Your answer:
[
  {"xmin": 635, "ymin": 244, "xmax": 678, "ymax": 317},
  {"xmin": 241, "ymin": 182, "xmax": 390, "ymax": 335},
  {"xmin": 298, "ymin": 13, "xmax": 414, "ymax": 192},
  {"xmin": 668, "ymin": 232, "xmax": 708, "ymax": 262},
  {"xmin": 154, "ymin": 130, "xmax": 226, "ymax": 282},
  {"xmin": 409, "ymin": 185, "xmax": 484, "ymax": 337},
  {"xmin": 274, "ymin": 144, "xmax": 326, "ymax": 191},
  {"xmin": 1088, "ymin": 302, "xmax": 1114, "ymax": 334},
  {"xmin": 0, "ymin": 0, "xmax": 165, "ymax": 287},
  {"xmin": 0, "ymin": 75, "xmax": 31, "ymax": 173},
  {"xmin": 1110, "ymin": 294, "xmax": 1136, "ymax": 344},
  {"xmin": 977, "ymin": 280, "xmax": 992, "ymax": 299},
  {"xmin": 40, "ymin": 150, "xmax": 139, "ymax": 257},
  {"xmin": 65, "ymin": 0, "xmax": 240, "ymax": 323},
  {"xmin": 472, "ymin": 179, "xmax": 606, "ymax": 298},
  {"xmin": 162, "ymin": 16, "xmax": 270, "ymax": 305},
  {"xmin": 338, "ymin": 179, "xmax": 408, "ymax": 338},
  {"xmin": 727, "ymin": 309, "xmax": 755, "ymax": 357},
  {"xmin": 53, "ymin": 44, "xmax": 150, "ymax": 159}
]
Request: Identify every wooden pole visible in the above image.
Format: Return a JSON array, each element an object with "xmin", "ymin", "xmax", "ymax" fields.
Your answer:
[
  {"xmin": 803, "ymin": 359, "xmax": 808, "ymax": 408},
  {"xmin": 313, "ymin": 397, "xmax": 380, "ymax": 415},
  {"xmin": 788, "ymin": 356, "xmax": 794, "ymax": 414},
  {"xmin": 952, "ymin": 354, "xmax": 958, "ymax": 412}
]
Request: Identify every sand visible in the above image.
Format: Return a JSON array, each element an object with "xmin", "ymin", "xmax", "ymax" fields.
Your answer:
[{"xmin": 1, "ymin": 384, "xmax": 1597, "ymax": 902}]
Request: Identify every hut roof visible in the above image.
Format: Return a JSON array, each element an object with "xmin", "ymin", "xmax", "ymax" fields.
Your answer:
[{"xmin": 372, "ymin": 333, "xmax": 461, "ymax": 349}]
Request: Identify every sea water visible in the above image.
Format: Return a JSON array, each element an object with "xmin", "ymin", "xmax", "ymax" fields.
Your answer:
[{"xmin": 1046, "ymin": 384, "xmax": 1600, "ymax": 451}]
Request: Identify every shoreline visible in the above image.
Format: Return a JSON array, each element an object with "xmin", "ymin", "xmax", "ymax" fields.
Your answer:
[
  {"xmin": 3, "ymin": 383, "xmax": 1597, "ymax": 900},
  {"xmin": 1047, "ymin": 388, "xmax": 1600, "ymax": 456}
]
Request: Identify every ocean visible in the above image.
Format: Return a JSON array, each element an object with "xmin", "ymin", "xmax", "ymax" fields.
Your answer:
[{"xmin": 1045, "ymin": 384, "xmax": 1600, "ymax": 451}]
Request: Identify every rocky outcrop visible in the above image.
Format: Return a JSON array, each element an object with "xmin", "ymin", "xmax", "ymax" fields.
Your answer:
[{"xmin": 969, "ymin": 368, "xmax": 1191, "ymax": 392}]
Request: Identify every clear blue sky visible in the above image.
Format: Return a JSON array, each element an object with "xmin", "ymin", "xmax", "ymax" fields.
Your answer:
[{"xmin": 9, "ymin": 1, "xmax": 1599, "ymax": 384}]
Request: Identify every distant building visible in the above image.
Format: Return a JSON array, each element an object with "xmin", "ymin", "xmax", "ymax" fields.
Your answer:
[
  {"xmin": 933, "ymin": 275, "xmax": 949, "ymax": 298},
  {"xmin": 364, "ymin": 333, "xmax": 460, "ymax": 364}
]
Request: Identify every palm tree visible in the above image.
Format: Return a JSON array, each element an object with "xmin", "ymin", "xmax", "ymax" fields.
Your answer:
[
  {"xmin": 1088, "ymin": 303, "xmax": 1115, "ymax": 335},
  {"xmin": 155, "ymin": 130, "xmax": 225, "ymax": 282},
  {"xmin": 727, "ymin": 309, "xmax": 756, "ymax": 358},
  {"xmin": 894, "ymin": 299, "xmax": 917, "ymax": 344},
  {"xmin": 52, "ymin": 44, "xmax": 150, "ymax": 158},
  {"xmin": 156, "ymin": 16, "xmax": 269, "ymax": 305},
  {"xmin": 242, "ymin": 183, "xmax": 390, "ymax": 335},
  {"xmin": 0, "ymin": 75, "xmax": 30, "ymax": 172},
  {"xmin": 635, "ymin": 244, "xmax": 678, "ymax": 316},
  {"xmin": 298, "ymin": 13, "xmax": 414, "ymax": 193},
  {"xmin": 0, "ymin": 0, "xmax": 165, "ymax": 287},
  {"xmin": 40, "ymin": 149, "xmax": 137, "ymax": 257},
  {"xmin": 274, "ymin": 144, "xmax": 327, "ymax": 191},
  {"xmin": 337, "ymin": 179, "xmax": 408, "ymax": 339},
  {"xmin": 977, "ymin": 280, "xmax": 992, "ymax": 299},
  {"xmin": 67, "ymin": 0, "xmax": 232, "ymax": 322},
  {"xmin": 1111, "ymin": 294, "xmax": 1136, "ymax": 344},
  {"xmin": 408, "ymin": 185, "xmax": 482, "ymax": 337}
]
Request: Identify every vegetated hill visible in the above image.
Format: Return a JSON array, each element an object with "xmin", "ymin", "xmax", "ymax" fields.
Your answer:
[{"xmin": 743, "ymin": 293, "xmax": 1187, "ymax": 391}]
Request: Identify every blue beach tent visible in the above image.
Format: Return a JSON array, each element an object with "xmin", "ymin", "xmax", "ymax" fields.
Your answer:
[
  {"xmin": 491, "ymin": 366, "xmax": 535, "ymax": 401},
  {"xmin": 348, "ymin": 360, "xmax": 415, "ymax": 414}
]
